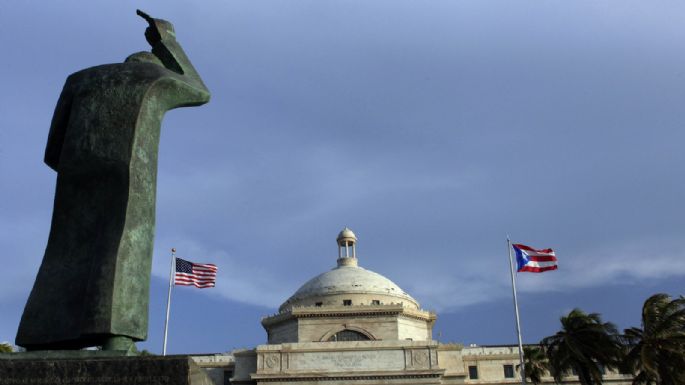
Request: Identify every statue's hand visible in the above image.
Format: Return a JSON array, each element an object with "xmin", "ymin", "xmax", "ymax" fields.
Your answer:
[{"xmin": 137, "ymin": 9, "xmax": 176, "ymax": 46}]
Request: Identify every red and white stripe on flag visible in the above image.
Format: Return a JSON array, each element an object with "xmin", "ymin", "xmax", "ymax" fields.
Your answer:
[
  {"xmin": 512, "ymin": 243, "xmax": 558, "ymax": 273},
  {"xmin": 175, "ymin": 258, "xmax": 218, "ymax": 288}
]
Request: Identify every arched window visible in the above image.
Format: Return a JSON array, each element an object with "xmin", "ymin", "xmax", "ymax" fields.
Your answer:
[{"xmin": 327, "ymin": 329, "xmax": 371, "ymax": 342}]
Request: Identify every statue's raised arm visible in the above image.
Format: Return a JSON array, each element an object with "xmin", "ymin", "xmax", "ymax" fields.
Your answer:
[{"xmin": 137, "ymin": 9, "xmax": 210, "ymax": 106}]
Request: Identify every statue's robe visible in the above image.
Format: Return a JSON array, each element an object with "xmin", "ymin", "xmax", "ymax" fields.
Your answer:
[{"xmin": 16, "ymin": 40, "xmax": 209, "ymax": 349}]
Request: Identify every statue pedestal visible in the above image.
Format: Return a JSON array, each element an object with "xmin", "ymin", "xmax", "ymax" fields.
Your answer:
[{"xmin": 0, "ymin": 355, "xmax": 214, "ymax": 385}]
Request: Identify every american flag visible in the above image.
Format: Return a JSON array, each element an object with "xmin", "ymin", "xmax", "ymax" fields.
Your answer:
[{"xmin": 175, "ymin": 258, "xmax": 218, "ymax": 288}]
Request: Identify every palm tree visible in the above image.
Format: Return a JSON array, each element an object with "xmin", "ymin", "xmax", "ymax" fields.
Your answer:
[
  {"xmin": 541, "ymin": 308, "xmax": 622, "ymax": 385},
  {"xmin": 517, "ymin": 345, "xmax": 549, "ymax": 385},
  {"xmin": 623, "ymin": 293, "xmax": 685, "ymax": 385}
]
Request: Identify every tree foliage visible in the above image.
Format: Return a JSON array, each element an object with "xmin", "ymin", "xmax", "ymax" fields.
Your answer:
[
  {"xmin": 517, "ymin": 345, "xmax": 549, "ymax": 385},
  {"xmin": 541, "ymin": 308, "xmax": 622, "ymax": 385},
  {"xmin": 0, "ymin": 342, "xmax": 13, "ymax": 353},
  {"xmin": 623, "ymin": 293, "xmax": 685, "ymax": 385}
]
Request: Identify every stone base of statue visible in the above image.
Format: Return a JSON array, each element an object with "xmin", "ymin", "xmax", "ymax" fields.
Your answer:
[{"xmin": 0, "ymin": 354, "xmax": 214, "ymax": 385}]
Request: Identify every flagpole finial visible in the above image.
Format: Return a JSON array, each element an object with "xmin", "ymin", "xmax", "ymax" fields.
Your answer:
[{"xmin": 171, "ymin": 248, "xmax": 176, "ymax": 253}]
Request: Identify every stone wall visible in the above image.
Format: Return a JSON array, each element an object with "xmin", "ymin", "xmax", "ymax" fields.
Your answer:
[
  {"xmin": 191, "ymin": 354, "xmax": 233, "ymax": 385},
  {"xmin": 460, "ymin": 346, "xmax": 633, "ymax": 384},
  {"xmin": 397, "ymin": 316, "xmax": 432, "ymax": 341},
  {"xmin": 262, "ymin": 304, "xmax": 436, "ymax": 344},
  {"xmin": 267, "ymin": 319, "xmax": 298, "ymax": 344},
  {"xmin": 298, "ymin": 315, "xmax": 399, "ymax": 342},
  {"xmin": 249, "ymin": 340, "xmax": 444, "ymax": 385},
  {"xmin": 192, "ymin": 344, "xmax": 635, "ymax": 385},
  {"xmin": 232, "ymin": 349, "xmax": 257, "ymax": 384}
]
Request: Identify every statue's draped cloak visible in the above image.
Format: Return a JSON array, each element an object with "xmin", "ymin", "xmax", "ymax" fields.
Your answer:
[{"xmin": 16, "ymin": 62, "xmax": 209, "ymax": 349}]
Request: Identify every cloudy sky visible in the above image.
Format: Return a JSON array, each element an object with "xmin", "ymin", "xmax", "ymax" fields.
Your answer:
[{"xmin": 0, "ymin": 1, "xmax": 683, "ymax": 353}]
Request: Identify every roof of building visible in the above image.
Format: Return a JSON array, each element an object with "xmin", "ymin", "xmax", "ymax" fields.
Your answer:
[
  {"xmin": 279, "ymin": 228, "xmax": 420, "ymax": 312},
  {"xmin": 279, "ymin": 264, "xmax": 420, "ymax": 311}
]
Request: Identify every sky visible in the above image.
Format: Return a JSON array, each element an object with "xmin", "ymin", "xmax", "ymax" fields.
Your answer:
[{"xmin": 0, "ymin": 1, "xmax": 684, "ymax": 354}]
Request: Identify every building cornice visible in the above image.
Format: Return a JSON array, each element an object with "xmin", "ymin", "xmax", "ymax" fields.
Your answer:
[
  {"xmin": 256, "ymin": 340, "xmax": 440, "ymax": 353},
  {"xmin": 251, "ymin": 369, "xmax": 445, "ymax": 382},
  {"xmin": 261, "ymin": 304, "xmax": 436, "ymax": 327}
]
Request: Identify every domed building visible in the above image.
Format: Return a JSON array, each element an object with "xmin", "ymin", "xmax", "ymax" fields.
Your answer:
[
  {"xmin": 225, "ymin": 228, "xmax": 454, "ymax": 385},
  {"xmin": 192, "ymin": 229, "xmax": 633, "ymax": 385},
  {"xmin": 262, "ymin": 227, "xmax": 436, "ymax": 344}
]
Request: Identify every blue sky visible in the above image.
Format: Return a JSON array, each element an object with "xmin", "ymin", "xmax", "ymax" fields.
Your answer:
[{"xmin": 0, "ymin": 1, "xmax": 683, "ymax": 354}]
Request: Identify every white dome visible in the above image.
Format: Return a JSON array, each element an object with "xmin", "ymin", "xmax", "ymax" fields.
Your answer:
[{"xmin": 279, "ymin": 264, "xmax": 419, "ymax": 312}]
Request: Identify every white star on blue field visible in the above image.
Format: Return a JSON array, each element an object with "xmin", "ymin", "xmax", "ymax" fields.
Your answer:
[{"xmin": 0, "ymin": 1, "xmax": 683, "ymax": 353}]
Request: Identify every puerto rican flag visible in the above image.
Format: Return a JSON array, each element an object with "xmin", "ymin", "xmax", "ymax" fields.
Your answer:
[{"xmin": 512, "ymin": 243, "xmax": 558, "ymax": 273}]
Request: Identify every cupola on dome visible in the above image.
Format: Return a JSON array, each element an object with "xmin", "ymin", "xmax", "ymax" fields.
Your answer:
[{"xmin": 337, "ymin": 227, "xmax": 357, "ymax": 243}]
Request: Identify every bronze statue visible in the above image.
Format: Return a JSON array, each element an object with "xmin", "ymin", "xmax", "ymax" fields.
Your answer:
[{"xmin": 16, "ymin": 10, "xmax": 210, "ymax": 353}]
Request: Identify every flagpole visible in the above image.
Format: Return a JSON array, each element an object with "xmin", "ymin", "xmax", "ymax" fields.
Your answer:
[
  {"xmin": 507, "ymin": 237, "xmax": 527, "ymax": 385},
  {"xmin": 162, "ymin": 248, "xmax": 176, "ymax": 356}
]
